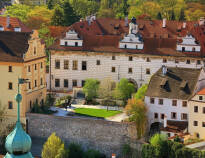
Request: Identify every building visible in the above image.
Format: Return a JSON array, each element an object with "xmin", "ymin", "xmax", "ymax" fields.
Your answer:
[
  {"xmin": 189, "ymin": 88, "xmax": 205, "ymax": 139},
  {"xmin": 0, "ymin": 16, "xmax": 31, "ymax": 32},
  {"xmin": 145, "ymin": 67, "xmax": 205, "ymax": 134},
  {"xmin": 0, "ymin": 30, "xmax": 47, "ymax": 124},
  {"xmin": 48, "ymin": 17, "xmax": 205, "ymax": 94}
]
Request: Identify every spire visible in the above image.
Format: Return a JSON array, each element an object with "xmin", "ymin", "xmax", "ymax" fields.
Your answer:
[{"xmin": 4, "ymin": 78, "xmax": 33, "ymax": 158}]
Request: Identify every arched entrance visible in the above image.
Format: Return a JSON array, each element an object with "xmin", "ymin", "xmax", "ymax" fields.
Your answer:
[
  {"xmin": 149, "ymin": 122, "xmax": 162, "ymax": 136},
  {"xmin": 128, "ymin": 78, "xmax": 138, "ymax": 92}
]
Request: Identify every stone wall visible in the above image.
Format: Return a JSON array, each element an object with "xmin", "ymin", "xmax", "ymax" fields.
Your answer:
[{"xmin": 27, "ymin": 113, "xmax": 142, "ymax": 157}]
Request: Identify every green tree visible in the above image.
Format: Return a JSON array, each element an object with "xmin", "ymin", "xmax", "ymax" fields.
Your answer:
[
  {"xmin": 4, "ymin": 4, "xmax": 31, "ymax": 22},
  {"xmin": 157, "ymin": 12, "xmax": 162, "ymax": 20},
  {"xmin": 134, "ymin": 84, "xmax": 148, "ymax": 100},
  {"xmin": 159, "ymin": 0, "xmax": 177, "ymax": 20},
  {"xmin": 67, "ymin": 143, "xmax": 84, "ymax": 158},
  {"xmin": 51, "ymin": 5, "xmax": 65, "ymax": 26},
  {"xmin": 83, "ymin": 79, "xmax": 99, "ymax": 102},
  {"xmin": 114, "ymin": 78, "xmax": 135, "ymax": 104},
  {"xmin": 83, "ymin": 149, "xmax": 106, "ymax": 158},
  {"xmin": 125, "ymin": 99, "xmax": 147, "ymax": 139},
  {"xmin": 41, "ymin": 133, "xmax": 66, "ymax": 158},
  {"xmin": 113, "ymin": 0, "xmax": 129, "ymax": 19}
]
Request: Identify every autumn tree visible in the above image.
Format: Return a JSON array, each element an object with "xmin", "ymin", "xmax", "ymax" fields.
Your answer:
[
  {"xmin": 125, "ymin": 98, "xmax": 147, "ymax": 139},
  {"xmin": 42, "ymin": 133, "xmax": 67, "ymax": 158}
]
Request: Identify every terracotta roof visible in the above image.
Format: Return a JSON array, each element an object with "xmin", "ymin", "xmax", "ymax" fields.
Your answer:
[
  {"xmin": 0, "ymin": 31, "xmax": 31, "ymax": 62},
  {"xmin": 49, "ymin": 18, "xmax": 205, "ymax": 57},
  {"xmin": 161, "ymin": 120, "xmax": 188, "ymax": 133},
  {"xmin": 197, "ymin": 88, "xmax": 205, "ymax": 95},
  {"xmin": 145, "ymin": 67, "xmax": 202, "ymax": 100},
  {"xmin": 0, "ymin": 16, "xmax": 31, "ymax": 32}
]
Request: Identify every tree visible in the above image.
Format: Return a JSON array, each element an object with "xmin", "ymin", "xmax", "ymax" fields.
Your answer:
[
  {"xmin": 114, "ymin": 78, "xmax": 135, "ymax": 104},
  {"xmin": 67, "ymin": 143, "xmax": 84, "ymax": 158},
  {"xmin": 179, "ymin": 9, "xmax": 186, "ymax": 21},
  {"xmin": 51, "ymin": 5, "xmax": 65, "ymax": 26},
  {"xmin": 83, "ymin": 79, "xmax": 99, "ymax": 102},
  {"xmin": 157, "ymin": 12, "xmax": 162, "ymax": 20},
  {"xmin": 0, "ymin": 101, "xmax": 6, "ymax": 136},
  {"xmin": 125, "ymin": 98, "xmax": 147, "ymax": 139},
  {"xmin": 5, "ymin": 4, "xmax": 31, "ymax": 22},
  {"xmin": 135, "ymin": 84, "xmax": 148, "ymax": 100},
  {"xmin": 41, "ymin": 133, "xmax": 66, "ymax": 158}
]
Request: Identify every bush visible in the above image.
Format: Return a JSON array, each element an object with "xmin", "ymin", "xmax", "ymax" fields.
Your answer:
[
  {"xmin": 83, "ymin": 149, "xmax": 106, "ymax": 158},
  {"xmin": 67, "ymin": 143, "xmax": 84, "ymax": 158},
  {"xmin": 31, "ymin": 103, "xmax": 56, "ymax": 114},
  {"xmin": 101, "ymin": 99, "xmax": 116, "ymax": 107}
]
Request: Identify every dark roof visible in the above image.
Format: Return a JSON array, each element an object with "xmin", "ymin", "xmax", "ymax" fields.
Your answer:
[
  {"xmin": 0, "ymin": 31, "xmax": 31, "ymax": 62},
  {"xmin": 145, "ymin": 67, "xmax": 202, "ymax": 100},
  {"xmin": 49, "ymin": 18, "xmax": 205, "ymax": 58},
  {"xmin": 161, "ymin": 120, "xmax": 188, "ymax": 133},
  {"xmin": 0, "ymin": 16, "xmax": 32, "ymax": 32}
]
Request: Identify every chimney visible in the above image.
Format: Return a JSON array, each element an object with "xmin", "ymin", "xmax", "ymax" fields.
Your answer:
[
  {"xmin": 125, "ymin": 16, "xmax": 128, "ymax": 27},
  {"xmin": 162, "ymin": 18, "xmax": 166, "ymax": 28},
  {"xmin": 162, "ymin": 65, "xmax": 167, "ymax": 76},
  {"xmin": 182, "ymin": 22, "xmax": 186, "ymax": 29},
  {"xmin": 164, "ymin": 115, "xmax": 167, "ymax": 128},
  {"xmin": 7, "ymin": 16, "xmax": 10, "ymax": 28}
]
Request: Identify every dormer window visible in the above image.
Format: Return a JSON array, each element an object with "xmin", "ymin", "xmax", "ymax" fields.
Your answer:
[
  {"xmin": 65, "ymin": 41, "xmax": 68, "ymax": 46},
  {"xmin": 180, "ymin": 80, "xmax": 188, "ymax": 90},
  {"xmin": 75, "ymin": 42, "xmax": 78, "ymax": 47},
  {"xmin": 192, "ymin": 47, "xmax": 196, "ymax": 52},
  {"xmin": 0, "ymin": 26, "xmax": 4, "ymax": 31},
  {"xmin": 160, "ymin": 78, "xmax": 168, "ymax": 88},
  {"xmin": 14, "ymin": 27, "xmax": 21, "ymax": 32}
]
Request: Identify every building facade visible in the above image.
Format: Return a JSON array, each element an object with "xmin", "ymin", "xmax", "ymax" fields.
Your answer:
[
  {"xmin": 189, "ymin": 88, "xmax": 205, "ymax": 139},
  {"xmin": 48, "ymin": 17, "xmax": 205, "ymax": 93},
  {"xmin": 0, "ymin": 30, "xmax": 47, "ymax": 124}
]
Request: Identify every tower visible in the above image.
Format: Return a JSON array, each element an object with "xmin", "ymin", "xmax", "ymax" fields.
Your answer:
[{"xmin": 4, "ymin": 79, "xmax": 33, "ymax": 158}]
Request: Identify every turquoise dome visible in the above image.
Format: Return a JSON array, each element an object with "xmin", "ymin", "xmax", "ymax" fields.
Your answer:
[{"xmin": 5, "ymin": 122, "xmax": 32, "ymax": 155}]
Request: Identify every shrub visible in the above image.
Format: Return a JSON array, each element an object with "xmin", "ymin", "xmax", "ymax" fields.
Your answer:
[
  {"xmin": 101, "ymin": 99, "xmax": 116, "ymax": 107},
  {"xmin": 67, "ymin": 143, "xmax": 84, "ymax": 158},
  {"xmin": 83, "ymin": 149, "xmax": 106, "ymax": 158}
]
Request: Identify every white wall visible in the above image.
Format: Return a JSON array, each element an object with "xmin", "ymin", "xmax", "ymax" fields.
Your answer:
[
  {"xmin": 60, "ymin": 39, "xmax": 83, "ymax": 47},
  {"xmin": 144, "ymin": 96, "xmax": 189, "ymax": 124},
  {"xmin": 119, "ymin": 42, "xmax": 144, "ymax": 49},
  {"xmin": 177, "ymin": 45, "xmax": 201, "ymax": 52}
]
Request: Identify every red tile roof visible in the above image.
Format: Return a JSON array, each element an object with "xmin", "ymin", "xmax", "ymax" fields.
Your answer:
[
  {"xmin": 161, "ymin": 120, "xmax": 188, "ymax": 133},
  {"xmin": 49, "ymin": 18, "xmax": 205, "ymax": 57},
  {"xmin": 0, "ymin": 16, "xmax": 31, "ymax": 32},
  {"xmin": 197, "ymin": 88, "xmax": 205, "ymax": 95}
]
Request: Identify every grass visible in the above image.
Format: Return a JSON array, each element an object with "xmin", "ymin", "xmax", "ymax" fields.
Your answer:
[{"xmin": 74, "ymin": 108, "xmax": 122, "ymax": 118}]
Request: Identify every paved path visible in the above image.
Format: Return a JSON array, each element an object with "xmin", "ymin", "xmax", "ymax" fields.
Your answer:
[{"xmin": 106, "ymin": 112, "xmax": 128, "ymax": 122}]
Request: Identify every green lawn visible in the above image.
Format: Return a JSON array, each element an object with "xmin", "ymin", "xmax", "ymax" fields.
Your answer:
[{"xmin": 74, "ymin": 108, "xmax": 122, "ymax": 118}]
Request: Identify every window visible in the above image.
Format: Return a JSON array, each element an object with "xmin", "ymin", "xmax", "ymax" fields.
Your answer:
[
  {"xmin": 34, "ymin": 47, "xmax": 36, "ymax": 55},
  {"xmin": 172, "ymin": 100, "xmax": 177, "ymax": 106},
  {"xmin": 202, "ymin": 122, "xmax": 205, "ymax": 127},
  {"xmin": 129, "ymin": 56, "xmax": 133, "ymax": 61},
  {"xmin": 161, "ymin": 114, "xmax": 165, "ymax": 119},
  {"xmin": 8, "ymin": 101, "xmax": 13, "ymax": 109},
  {"xmin": 96, "ymin": 60, "xmax": 100, "ymax": 65},
  {"xmin": 146, "ymin": 68, "xmax": 150, "ymax": 74},
  {"xmin": 136, "ymin": 45, "xmax": 138, "ymax": 49},
  {"xmin": 8, "ymin": 82, "xmax": 12, "ymax": 90},
  {"xmin": 65, "ymin": 41, "xmax": 68, "ymax": 46},
  {"xmin": 0, "ymin": 26, "xmax": 4, "ymax": 31},
  {"xmin": 35, "ymin": 64, "xmax": 37, "ymax": 70},
  {"xmin": 64, "ymin": 60, "xmax": 69, "ymax": 69},
  {"xmin": 194, "ymin": 106, "xmax": 198, "ymax": 113},
  {"xmin": 14, "ymin": 27, "xmax": 21, "ymax": 32},
  {"xmin": 182, "ymin": 47, "xmax": 185, "ymax": 52},
  {"xmin": 192, "ymin": 47, "xmax": 196, "ymax": 52},
  {"xmin": 72, "ymin": 80, "xmax": 77, "ymax": 87},
  {"xmin": 146, "ymin": 57, "xmax": 150, "ymax": 62},
  {"xmin": 175, "ymin": 59, "xmax": 179, "ymax": 63},
  {"xmin": 8, "ymin": 66, "xmax": 12, "ymax": 72},
  {"xmin": 159, "ymin": 99, "xmax": 163, "ymax": 105},
  {"xmin": 171, "ymin": 112, "xmax": 177, "ymax": 119},
  {"xmin": 55, "ymin": 60, "xmax": 60, "ymax": 69},
  {"xmin": 28, "ymin": 66, "xmax": 31, "ymax": 72},
  {"xmin": 154, "ymin": 113, "xmax": 158, "ymax": 119},
  {"xmin": 124, "ymin": 44, "xmax": 127, "ymax": 49},
  {"xmin": 203, "ymin": 107, "xmax": 205, "ymax": 114},
  {"xmin": 186, "ymin": 60, "xmax": 190, "ymax": 64},
  {"xmin": 181, "ymin": 113, "xmax": 188, "ymax": 120},
  {"xmin": 182, "ymin": 101, "xmax": 187, "ymax": 107},
  {"xmin": 82, "ymin": 80, "xmax": 85, "ymax": 87},
  {"xmin": 75, "ymin": 42, "xmax": 78, "ymax": 47},
  {"xmin": 28, "ymin": 82, "xmax": 31, "ymax": 89},
  {"xmin": 150, "ymin": 98, "xmax": 155, "ymax": 104},
  {"xmin": 64, "ymin": 79, "xmax": 68, "ymax": 88},
  {"xmin": 40, "ymin": 78, "xmax": 43, "ymax": 85},
  {"xmin": 41, "ymin": 62, "xmax": 43, "ymax": 69},
  {"xmin": 55, "ymin": 79, "xmax": 60, "ymax": 87},
  {"xmin": 199, "ymin": 96, "xmax": 203, "ymax": 100},
  {"xmin": 167, "ymin": 133, "xmax": 171, "ymax": 137},
  {"xmin": 163, "ymin": 58, "xmax": 167, "ymax": 63},
  {"xmin": 128, "ymin": 68, "xmax": 132, "ymax": 74},
  {"xmin": 194, "ymin": 121, "xmax": 198, "ymax": 126},
  {"xmin": 197, "ymin": 60, "xmax": 201, "ymax": 65},
  {"xmin": 112, "ymin": 67, "xmax": 116, "ymax": 72},
  {"xmin": 112, "ymin": 56, "xmax": 116, "ymax": 60},
  {"xmin": 82, "ymin": 61, "xmax": 87, "ymax": 70},
  {"xmin": 72, "ymin": 60, "xmax": 78, "ymax": 70},
  {"xmin": 34, "ymin": 80, "xmax": 37, "ymax": 87}
]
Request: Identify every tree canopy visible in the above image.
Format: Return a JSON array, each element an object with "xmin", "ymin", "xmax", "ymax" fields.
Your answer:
[
  {"xmin": 135, "ymin": 84, "xmax": 148, "ymax": 100},
  {"xmin": 83, "ymin": 79, "xmax": 100, "ymax": 101}
]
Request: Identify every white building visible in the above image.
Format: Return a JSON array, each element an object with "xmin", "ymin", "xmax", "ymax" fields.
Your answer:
[
  {"xmin": 145, "ymin": 66, "xmax": 205, "ymax": 126},
  {"xmin": 48, "ymin": 18, "xmax": 205, "ymax": 93}
]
